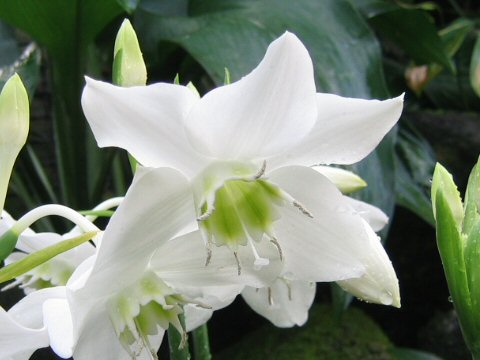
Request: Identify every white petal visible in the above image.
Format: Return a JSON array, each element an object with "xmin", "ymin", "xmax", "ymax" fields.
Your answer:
[
  {"xmin": 270, "ymin": 166, "xmax": 371, "ymax": 282},
  {"xmin": 82, "ymin": 167, "xmax": 196, "ymax": 297},
  {"xmin": 0, "ymin": 308, "xmax": 47, "ymax": 359},
  {"xmin": 311, "ymin": 165, "xmax": 366, "ymax": 194},
  {"xmin": 345, "ymin": 197, "xmax": 388, "ymax": 232},
  {"xmin": 15, "ymin": 232, "xmax": 63, "ymax": 254},
  {"xmin": 184, "ymin": 32, "xmax": 317, "ymax": 159},
  {"xmin": 184, "ymin": 305, "xmax": 213, "ymax": 332},
  {"xmin": 0, "ymin": 287, "xmax": 66, "ymax": 359},
  {"xmin": 271, "ymin": 93, "xmax": 403, "ymax": 168},
  {"xmin": 82, "ymin": 77, "xmax": 207, "ymax": 176},
  {"xmin": 72, "ymin": 304, "xmax": 133, "ymax": 360},
  {"xmin": 337, "ymin": 219, "xmax": 400, "ymax": 307},
  {"xmin": 242, "ymin": 279, "xmax": 316, "ymax": 327},
  {"xmin": 43, "ymin": 299, "xmax": 73, "ymax": 358},
  {"xmin": 152, "ymin": 230, "xmax": 281, "ymax": 289}
]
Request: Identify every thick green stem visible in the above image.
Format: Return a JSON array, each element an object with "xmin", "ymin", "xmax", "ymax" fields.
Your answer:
[
  {"xmin": 168, "ymin": 314, "xmax": 191, "ymax": 360},
  {"xmin": 192, "ymin": 324, "xmax": 212, "ymax": 360}
]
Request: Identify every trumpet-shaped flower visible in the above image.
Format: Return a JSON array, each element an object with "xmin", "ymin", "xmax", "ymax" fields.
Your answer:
[
  {"xmin": 38, "ymin": 167, "xmax": 280, "ymax": 360},
  {"xmin": 82, "ymin": 32, "xmax": 402, "ymax": 306}
]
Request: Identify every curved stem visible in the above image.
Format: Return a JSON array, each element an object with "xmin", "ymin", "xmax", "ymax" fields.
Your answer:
[{"xmin": 13, "ymin": 204, "xmax": 99, "ymax": 235}]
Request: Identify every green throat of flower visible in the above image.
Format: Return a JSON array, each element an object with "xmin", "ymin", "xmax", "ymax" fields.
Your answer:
[
  {"xmin": 107, "ymin": 272, "xmax": 207, "ymax": 359},
  {"xmin": 199, "ymin": 178, "xmax": 284, "ymax": 249},
  {"xmin": 196, "ymin": 160, "xmax": 314, "ymax": 274}
]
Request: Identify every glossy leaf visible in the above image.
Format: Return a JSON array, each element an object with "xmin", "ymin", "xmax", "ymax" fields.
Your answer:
[
  {"xmin": 395, "ymin": 125, "xmax": 436, "ymax": 226},
  {"xmin": 391, "ymin": 347, "xmax": 444, "ymax": 360},
  {"xmin": 370, "ymin": 9, "xmax": 454, "ymax": 72},
  {"xmin": 470, "ymin": 33, "xmax": 480, "ymax": 98}
]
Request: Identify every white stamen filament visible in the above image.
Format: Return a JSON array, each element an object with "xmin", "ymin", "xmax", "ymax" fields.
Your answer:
[{"xmin": 247, "ymin": 237, "xmax": 269, "ymax": 269}]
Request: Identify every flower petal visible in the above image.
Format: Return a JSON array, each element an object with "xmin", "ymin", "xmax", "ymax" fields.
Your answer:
[
  {"xmin": 82, "ymin": 166, "xmax": 196, "ymax": 298},
  {"xmin": 82, "ymin": 77, "xmax": 207, "ymax": 176},
  {"xmin": 269, "ymin": 166, "xmax": 372, "ymax": 282},
  {"xmin": 312, "ymin": 165, "xmax": 367, "ymax": 194},
  {"xmin": 184, "ymin": 32, "xmax": 317, "ymax": 159},
  {"xmin": 344, "ymin": 197, "xmax": 388, "ymax": 232},
  {"xmin": 152, "ymin": 230, "xmax": 281, "ymax": 289},
  {"xmin": 0, "ymin": 287, "xmax": 66, "ymax": 359},
  {"xmin": 43, "ymin": 298, "xmax": 73, "ymax": 358},
  {"xmin": 0, "ymin": 307, "xmax": 47, "ymax": 359},
  {"xmin": 271, "ymin": 93, "xmax": 403, "ymax": 168},
  {"xmin": 72, "ymin": 304, "xmax": 133, "ymax": 360},
  {"xmin": 337, "ymin": 219, "xmax": 400, "ymax": 307},
  {"xmin": 242, "ymin": 279, "xmax": 316, "ymax": 327}
]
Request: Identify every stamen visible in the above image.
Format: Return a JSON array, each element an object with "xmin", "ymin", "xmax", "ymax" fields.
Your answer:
[
  {"xmin": 267, "ymin": 287, "xmax": 273, "ymax": 306},
  {"xmin": 134, "ymin": 318, "xmax": 158, "ymax": 360},
  {"xmin": 197, "ymin": 206, "xmax": 215, "ymax": 221},
  {"xmin": 293, "ymin": 200, "xmax": 314, "ymax": 218},
  {"xmin": 233, "ymin": 251, "xmax": 242, "ymax": 275},
  {"xmin": 252, "ymin": 160, "xmax": 267, "ymax": 179},
  {"xmin": 1, "ymin": 278, "xmax": 23, "ymax": 291},
  {"xmin": 247, "ymin": 237, "xmax": 269, "ymax": 269},
  {"xmin": 279, "ymin": 190, "xmax": 314, "ymax": 218},
  {"xmin": 269, "ymin": 236, "xmax": 283, "ymax": 261},
  {"xmin": 286, "ymin": 282, "xmax": 292, "ymax": 301}
]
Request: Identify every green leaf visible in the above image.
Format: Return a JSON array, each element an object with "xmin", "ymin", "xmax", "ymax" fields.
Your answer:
[
  {"xmin": 116, "ymin": 0, "xmax": 139, "ymax": 14},
  {"xmin": 0, "ymin": 0, "xmax": 124, "ymax": 208},
  {"xmin": 395, "ymin": 125, "xmax": 436, "ymax": 226},
  {"xmin": 470, "ymin": 33, "xmax": 480, "ymax": 98},
  {"xmin": 0, "ymin": 230, "xmax": 97, "ymax": 283},
  {"xmin": 370, "ymin": 9, "xmax": 455, "ymax": 72},
  {"xmin": 439, "ymin": 18, "xmax": 475, "ymax": 58},
  {"xmin": 464, "ymin": 157, "xmax": 480, "ymax": 234},
  {"xmin": 391, "ymin": 347, "xmax": 444, "ymax": 360},
  {"xmin": 0, "ymin": 21, "xmax": 19, "ymax": 66},
  {"xmin": 431, "ymin": 163, "xmax": 464, "ymax": 226},
  {"xmin": 136, "ymin": 0, "xmax": 389, "ymax": 97}
]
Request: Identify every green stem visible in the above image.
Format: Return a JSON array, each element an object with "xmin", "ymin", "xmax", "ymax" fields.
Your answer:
[
  {"xmin": 168, "ymin": 314, "xmax": 191, "ymax": 360},
  {"xmin": 192, "ymin": 324, "xmax": 212, "ymax": 360}
]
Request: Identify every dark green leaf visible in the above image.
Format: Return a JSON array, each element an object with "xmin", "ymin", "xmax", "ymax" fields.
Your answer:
[
  {"xmin": 391, "ymin": 347, "xmax": 444, "ymax": 360},
  {"xmin": 0, "ymin": 21, "xmax": 18, "ymax": 66},
  {"xmin": 370, "ymin": 9, "xmax": 454, "ymax": 72},
  {"xmin": 395, "ymin": 124, "xmax": 436, "ymax": 226},
  {"xmin": 117, "ymin": 0, "xmax": 139, "ymax": 14},
  {"xmin": 470, "ymin": 33, "xmax": 480, "ymax": 98},
  {"xmin": 136, "ymin": 0, "xmax": 389, "ymax": 97}
]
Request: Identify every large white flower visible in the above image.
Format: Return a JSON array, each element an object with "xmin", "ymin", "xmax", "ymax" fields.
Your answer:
[
  {"xmin": 82, "ymin": 32, "xmax": 403, "ymax": 306},
  {"xmin": 40, "ymin": 166, "xmax": 280, "ymax": 360}
]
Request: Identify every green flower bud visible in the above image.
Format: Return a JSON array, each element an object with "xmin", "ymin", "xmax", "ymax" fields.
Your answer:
[
  {"xmin": 0, "ymin": 73, "xmax": 29, "ymax": 212},
  {"xmin": 113, "ymin": 19, "xmax": 147, "ymax": 87}
]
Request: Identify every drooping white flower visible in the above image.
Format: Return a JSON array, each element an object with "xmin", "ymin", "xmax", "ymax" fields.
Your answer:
[
  {"xmin": 82, "ymin": 32, "xmax": 403, "ymax": 306},
  {"xmin": 40, "ymin": 167, "xmax": 280, "ymax": 360},
  {"xmin": 0, "ymin": 198, "xmax": 123, "ymax": 294}
]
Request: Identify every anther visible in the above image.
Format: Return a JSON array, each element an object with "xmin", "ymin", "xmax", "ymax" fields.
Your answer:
[
  {"xmin": 253, "ymin": 160, "xmax": 267, "ymax": 179},
  {"xmin": 197, "ymin": 206, "xmax": 215, "ymax": 221},
  {"xmin": 293, "ymin": 200, "xmax": 314, "ymax": 218},
  {"xmin": 269, "ymin": 237, "xmax": 283, "ymax": 261},
  {"xmin": 268, "ymin": 287, "xmax": 273, "ymax": 306},
  {"xmin": 233, "ymin": 251, "xmax": 242, "ymax": 275}
]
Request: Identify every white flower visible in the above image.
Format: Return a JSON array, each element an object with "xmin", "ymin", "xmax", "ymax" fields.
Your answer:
[
  {"xmin": 0, "ymin": 198, "xmax": 123, "ymax": 294},
  {"xmin": 82, "ymin": 32, "xmax": 403, "ymax": 306},
  {"xmin": 40, "ymin": 167, "xmax": 280, "ymax": 359}
]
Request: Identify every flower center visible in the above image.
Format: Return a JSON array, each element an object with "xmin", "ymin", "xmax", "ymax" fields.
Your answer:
[
  {"xmin": 107, "ymin": 272, "xmax": 194, "ymax": 359},
  {"xmin": 195, "ymin": 161, "xmax": 313, "ymax": 273}
]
